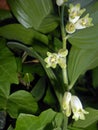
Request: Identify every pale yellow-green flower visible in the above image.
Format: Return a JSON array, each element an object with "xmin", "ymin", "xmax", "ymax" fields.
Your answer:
[
  {"xmin": 44, "ymin": 49, "xmax": 68, "ymax": 69},
  {"xmin": 44, "ymin": 52, "xmax": 58, "ymax": 68},
  {"xmin": 62, "ymin": 92, "xmax": 72, "ymax": 117},
  {"xmin": 69, "ymin": 3, "xmax": 86, "ymax": 23},
  {"xmin": 58, "ymin": 49, "xmax": 68, "ymax": 68},
  {"xmin": 75, "ymin": 14, "xmax": 93, "ymax": 29}
]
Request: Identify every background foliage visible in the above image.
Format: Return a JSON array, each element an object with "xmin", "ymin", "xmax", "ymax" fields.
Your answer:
[{"xmin": 0, "ymin": 0, "xmax": 98, "ymax": 130}]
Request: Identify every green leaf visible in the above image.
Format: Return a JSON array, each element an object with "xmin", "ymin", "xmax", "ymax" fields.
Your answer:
[
  {"xmin": 43, "ymin": 86, "xmax": 57, "ymax": 106},
  {"xmin": 86, "ymin": 1, "xmax": 98, "ymax": 25},
  {"xmin": 7, "ymin": 42, "xmax": 61, "ymax": 104},
  {"xmin": 0, "ymin": 24, "xmax": 48, "ymax": 45},
  {"xmin": 72, "ymin": 108, "xmax": 98, "ymax": 128},
  {"xmin": 53, "ymin": 113, "xmax": 64, "ymax": 128},
  {"xmin": 68, "ymin": 46, "xmax": 98, "ymax": 88},
  {"xmin": 0, "ymin": 9, "xmax": 12, "ymax": 21},
  {"xmin": 7, "ymin": 90, "xmax": 38, "ymax": 118},
  {"xmin": 7, "ymin": 0, "xmax": 58, "ymax": 33},
  {"xmin": 68, "ymin": 1, "xmax": 98, "ymax": 49},
  {"xmin": 0, "ymin": 82, "xmax": 10, "ymax": 110},
  {"xmin": 23, "ymin": 63, "xmax": 45, "ymax": 76},
  {"xmin": 31, "ymin": 77, "xmax": 46, "ymax": 101},
  {"xmin": 0, "ymin": 39, "xmax": 18, "ymax": 84},
  {"xmin": 15, "ymin": 109, "xmax": 56, "ymax": 130}
]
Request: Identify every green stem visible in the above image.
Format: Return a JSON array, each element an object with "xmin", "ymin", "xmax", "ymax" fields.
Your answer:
[
  {"xmin": 63, "ymin": 115, "xmax": 68, "ymax": 130},
  {"xmin": 60, "ymin": 4, "xmax": 68, "ymax": 86}
]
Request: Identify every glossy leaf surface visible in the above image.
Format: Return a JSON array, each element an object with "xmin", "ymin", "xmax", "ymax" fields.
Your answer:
[
  {"xmin": 15, "ymin": 109, "xmax": 56, "ymax": 130},
  {"xmin": 7, "ymin": 0, "xmax": 58, "ymax": 33}
]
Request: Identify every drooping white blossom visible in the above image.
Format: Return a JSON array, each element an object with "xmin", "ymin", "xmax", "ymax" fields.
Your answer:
[
  {"xmin": 69, "ymin": 3, "xmax": 86, "ymax": 23},
  {"xmin": 75, "ymin": 14, "xmax": 93, "ymax": 29},
  {"xmin": 62, "ymin": 92, "xmax": 89, "ymax": 121},
  {"xmin": 66, "ymin": 3, "xmax": 93, "ymax": 34},
  {"xmin": 71, "ymin": 96, "xmax": 89, "ymax": 121},
  {"xmin": 62, "ymin": 92, "xmax": 72, "ymax": 117}
]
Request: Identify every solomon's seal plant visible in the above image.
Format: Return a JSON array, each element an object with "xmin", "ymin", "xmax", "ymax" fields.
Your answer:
[{"xmin": 0, "ymin": 0, "xmax": 98, "ymax": 130}]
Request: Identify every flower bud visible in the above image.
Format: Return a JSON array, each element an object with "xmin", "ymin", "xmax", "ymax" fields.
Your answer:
[
  {"xmin": 56, "ymin": 0, "xmax": 67, "ymax": 6},
  {"xmin": 57, "ymin": 49, "xmax": 68, "ymax": 68},
  {"xmin": 66, "ymin": 22, "xmax": 76, "ymax": 34}
]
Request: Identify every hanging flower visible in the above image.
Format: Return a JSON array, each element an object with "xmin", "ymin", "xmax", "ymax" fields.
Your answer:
[
  {"xmin": 62, "ymin": 92, "xmax": 89, "ymax": 121},
  {"xmin": 62, "ymin": 92, "xmax": 72, "ymax": 117},
  {"xmin": 66, "ymin": 3, "xmax": 93, "ymax": 34},
  {"xmin": 71, "ymin": 96, "xmax": 89, "ymax": 121},
  {"xmin": 56, "ymin": 0, "xmax": 67, "ymax": 6},
  {"xmin": 75, "ymin": 14, "xmax": 93, "ymax": 29},
  {"xmin": 44, "ymin": 52, "xmax": 58, "ymax": 68},
  {"xmin": 68, "ymin": 4, "xmax": 86, "ymax": 24},
  {"xmin": 66, "ymin": 22, "xmax": 76, "ymax": 34}
]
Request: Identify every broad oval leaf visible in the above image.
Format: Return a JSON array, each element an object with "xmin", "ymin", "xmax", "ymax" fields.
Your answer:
[
  {"xmin": 0, "ymin": 39, "xmax": 18, "ymax": 84},
  {"xmin": 68, "ymin": 46, "xmax": 98, "ymax": 89},
  {"xmin": 68, "ymin": 1, "xmax": 98, "ymax": 49},
  {"xmin": 7, "ymin": 90, "xmax": 38, "ymax": 118},
  {"xmin": 0, "ymin": 82, "xmax": 10, "ymax": 110},
  {"xmin": 15, "ymin": 109, "xmax": 56, "ymax": 130},
  {"xmin": 7, "ymin": 0, "xmax": 58, "ymax": 33},
  {"xmin": 0, "ymin": 24, "xmax": 48, "ymax": 45}
]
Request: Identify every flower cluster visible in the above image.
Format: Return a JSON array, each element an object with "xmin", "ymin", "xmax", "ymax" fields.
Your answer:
[
  {"xmin": 66, "ymin": 4, "xmax": 93, "ymax": 34},
  {"xmin": 44, "ymin": 49, "xmax": 68, "ymax": 69},
  {"xmin": 62, "ymin": 92, "xmax": 89, "ymax": 121}
]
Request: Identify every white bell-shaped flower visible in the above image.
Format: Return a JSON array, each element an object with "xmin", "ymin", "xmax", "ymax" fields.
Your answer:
[
  {"xmin": 62, "ymin": 92, "xmax": 72, "ymax": 117},
  {"xmin": 75, "ymin": 14, "xmax": 93, "ymax": 29},
  {"xmin": 69, "ymin": 4, "xmax": 86, "ymax": 24},
  {"xmin": 71, "ymin": 96, "xmax": 89, "ymax": 121}
]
